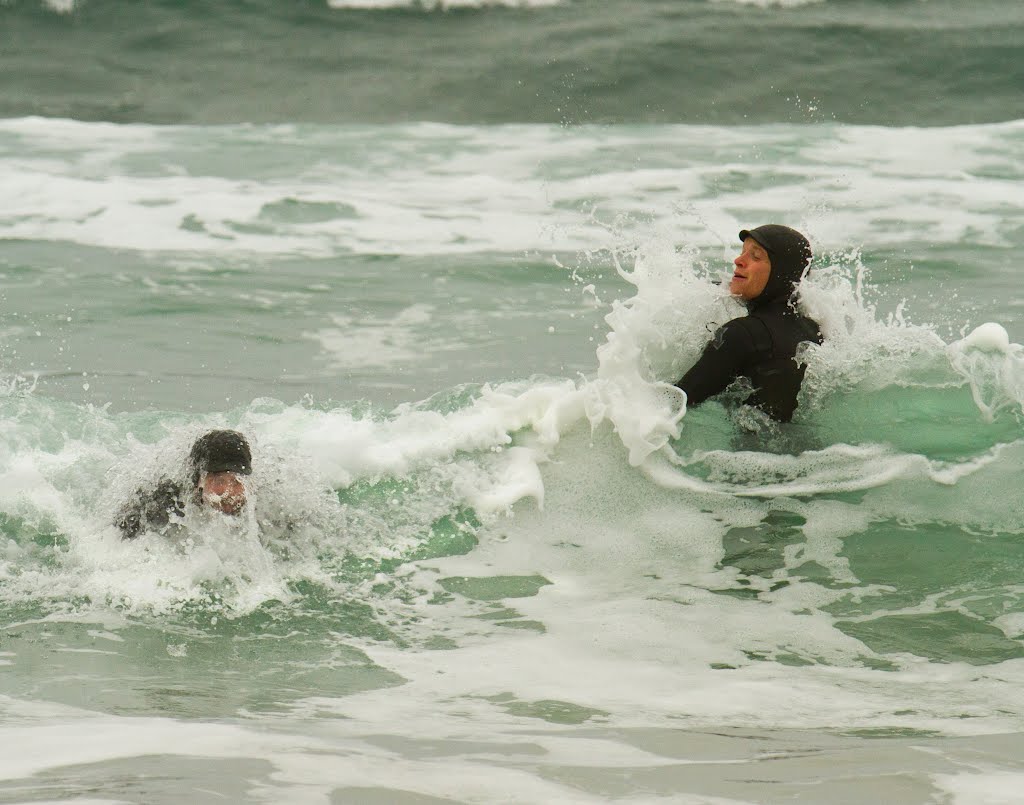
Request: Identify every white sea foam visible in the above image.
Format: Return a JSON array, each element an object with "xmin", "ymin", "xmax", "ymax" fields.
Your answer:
[
  {"xmin": 9, "ymin": 696, "xmax": 1019, "ymax": 803},
  {"xmin": 1, "ymin": 117, "xmax": 1022, "ymax": 257},
  {"xmin": 328, "ymin": 0, "xmax": 561, "ymax": 7},
  {"xmin": 334, "ymin": 433, "xmax": 1024, "ymax": 741},
  {"xmin": 304, "ymin": 304, "xmax": 465, "ymax": 370},
  {"xmin": 710, "ymin": 0, "xmax": 822, "ymax": 7},
  {"xmin": 40, "ymin": 0, "xmax": 76, "ymax": 13},
  {"xmin": 947, "ymin": 323, "xmax": 1024, "ymax": 422},
  {"xmin": 931, "ymin": 771, "xmax": 1024, "ymax": 805},
  {"xmin": 0, "ymin": 696, "xmax": 751, "ymax": 804}
]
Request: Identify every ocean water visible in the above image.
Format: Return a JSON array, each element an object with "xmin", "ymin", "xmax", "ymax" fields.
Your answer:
[{"xmin": 2, "ymin": 1, "xmax": 1024, "ymax": 803}]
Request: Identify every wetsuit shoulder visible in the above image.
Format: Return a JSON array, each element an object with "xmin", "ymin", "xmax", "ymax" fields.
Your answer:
[
  {"xmin": 749, "ymin": 302, "xmax": 823, "ymax": 352},
  {"xmin": 676, "ymin": 316, "xmax": 770, "ymax": 407}
]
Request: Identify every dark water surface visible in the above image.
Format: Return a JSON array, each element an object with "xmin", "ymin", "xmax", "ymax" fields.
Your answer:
[{"xmin": 2, "ymin": 0, "xmax": 1022, "ymax": 125}]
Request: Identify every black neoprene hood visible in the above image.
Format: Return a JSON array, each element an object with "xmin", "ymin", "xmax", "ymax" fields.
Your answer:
[
  {"xmin": 738, "ymin": 224, "xmax": 812, "ymax": 305},
  {"xmin": 188, "ymin": 429, "xmax": 252, "ymax": 484}
]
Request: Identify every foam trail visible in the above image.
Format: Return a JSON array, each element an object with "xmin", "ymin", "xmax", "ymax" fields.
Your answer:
[
  {"xmin": 328, "ymin": 0, "xmax": 561, "ymax": 7},
  {"xmin": 711, "ymin": 0, "xmax": 822, "ymax": 7}
]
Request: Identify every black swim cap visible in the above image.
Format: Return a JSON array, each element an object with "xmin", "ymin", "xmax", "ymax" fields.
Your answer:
[
  {"xmin": 188, "ymin": 429, "xmax": 252, "ymax": 485},
  {"xmin": 738, "ymin": 224, "xmax": 812, "ymax": 306}
]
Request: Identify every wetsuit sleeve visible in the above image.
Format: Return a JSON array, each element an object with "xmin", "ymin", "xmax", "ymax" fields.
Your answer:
[
  {"xmin": 115, "ymin": 479, "xmax": 185, "ymax": 540},
  {"xmin": 675, "ymin": 318, "xmax": 760, "ymax": 407}
]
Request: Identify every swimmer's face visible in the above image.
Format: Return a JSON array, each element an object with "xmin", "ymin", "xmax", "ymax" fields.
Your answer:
[
  {"xmin": 199, "ymin": 471, "xmax": 247, "ymax": 515},
  {"xmin": 730, "ymin": 237, "xmax": 772, "ymax": 300}
]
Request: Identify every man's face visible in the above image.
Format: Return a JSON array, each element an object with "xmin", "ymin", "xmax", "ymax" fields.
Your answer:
[
  {"xmin": 730, "ymin": 238, "xmax": 772, "ymax": 300},
  {"xmin": 199, "ymin": 471, "xmax": 247, "ymax": 515}
]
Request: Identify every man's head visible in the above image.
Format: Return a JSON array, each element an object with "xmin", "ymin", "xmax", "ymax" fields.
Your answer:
[
  {"xmin": 731, "ymin": 224, "xmax": 812, "ymax": 304},
  {"xmin": 188, "ymin": 430, "xmax": 252, "ymax": 515}
]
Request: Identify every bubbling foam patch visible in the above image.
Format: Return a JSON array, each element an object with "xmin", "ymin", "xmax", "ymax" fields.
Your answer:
[
  {"xmin": 41, "ymin": 0, "xmax": 76, "ymax": 13},
  {"xmin": 947, "ymin": 322, "xmax": 1024, "ymax": 422},
  {"xmin": 798, "ymin": 253, "xmax": 950, "ymax": 398},
  {"xmin": 711, "ymin": 0, "xmax": 822, "ymax": 7},
  {"xmin": 328, "ymin": 0, "xmax": 561, "ymax": 7}
]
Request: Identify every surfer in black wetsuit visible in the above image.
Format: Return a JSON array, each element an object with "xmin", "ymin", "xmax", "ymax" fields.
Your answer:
[
  {"xmin": 675, "ymin": 225, "xmax": 823, "ymax": 422},
  {"xmin": 115, "ymin": 429, "xmax": 252, "ymax": 540}
]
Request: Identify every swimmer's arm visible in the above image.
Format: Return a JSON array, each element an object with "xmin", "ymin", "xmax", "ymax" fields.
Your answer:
[
  {"xmin": 675, "ymin": 319, "xmax": 758, "ymax": 407},
  {"xmin": 115, "ymin": 479, "xmax": 185, "ymax": 540}
]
